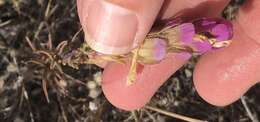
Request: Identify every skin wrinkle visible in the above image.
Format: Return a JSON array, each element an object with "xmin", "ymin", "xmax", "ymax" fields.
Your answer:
[
  {"xmin": 238, "ymin": 21, "xmax": 260, "ymax": 45},
  {"xmin": 238, "ymin": 0, "xmax": 260, "ymax": 44},
  {"xmin": 105, "ymin": 0, "xmax": 161, "ymax": 11},
  {"xmin": 159, "ymin": 0, "xmax": 230, "ymax": 20},
  {"xmin": 105, "ymin": 0, "xmax": 165, "ymax": 15}
]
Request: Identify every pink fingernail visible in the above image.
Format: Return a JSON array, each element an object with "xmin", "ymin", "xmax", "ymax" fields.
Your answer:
[{"xmin": 85, "ymin": 1, "xmax": 138, "ymax": 55}]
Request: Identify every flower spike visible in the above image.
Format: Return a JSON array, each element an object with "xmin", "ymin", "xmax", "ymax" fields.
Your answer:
[{"xmin": 79, "ymin": 17, "xmax": 234, "ymax": 85}]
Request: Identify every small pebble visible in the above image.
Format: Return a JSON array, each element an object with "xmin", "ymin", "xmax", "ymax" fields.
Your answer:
[
  {"xmin": 93, "ymin": 72, "xmax": 102, "ymax": 85},
  {"xmin": 7, "ymin": 63, "xmax": 18, "ymax": 72},
  {"xmin": 174, "ymin": 101, "xmax": 180, "ymax": 106},
  {"xmin": 88, "ymin": 89, "xmax": 101, "ymax": 99},
  {"xmin": 14, "ymin": 117, "xmax": 24, "ymax": 122},
  {"xmin": 89, "ymin": 102, "xmax": 98, "ymax": 111},
  {"xmin": 184, "ymin": 69, "xmax": 192, "ymax": 78},
  {"xmin": 159, "ymin": 98, "xmax": 168, "ymax": 105},
  {"xmin": 87, "ymin": 81, "xmax": 97, "ymax": 90},
  {"xmin": 59, "ymin": 80, "xmax": 67, "ymax": 88},
  {"xmin": 156, "ymin": 116, "xmax": 166, "ymax": 122}
]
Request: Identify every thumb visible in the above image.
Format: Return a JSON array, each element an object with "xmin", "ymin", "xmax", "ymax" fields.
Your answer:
[{"xmin": 77, "ymin": 0, "xmax": 164, "ymax": 55}]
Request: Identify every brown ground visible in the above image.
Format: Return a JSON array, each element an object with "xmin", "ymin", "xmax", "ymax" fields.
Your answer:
[{"xmin": 0, "ymin": 0, "xmax": 259, "ymax": 122}]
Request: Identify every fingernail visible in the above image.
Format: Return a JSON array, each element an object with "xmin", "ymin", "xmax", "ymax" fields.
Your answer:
[{"xmin": 85, "ymin": 1, "xmax": 138, "ymax": 55}]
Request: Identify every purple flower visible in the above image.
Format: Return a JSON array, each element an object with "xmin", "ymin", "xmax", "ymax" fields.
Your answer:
[
  {"xmin": 172, "ymin": 18, "xmax": 233, "ymax": 54},
  {"xmin": 193, "ymin": 18, "xmax": 233, "ymax": 41},
  {"xmin": 178, "ymin": 23, "xmax": 195, "ymax": 44}
]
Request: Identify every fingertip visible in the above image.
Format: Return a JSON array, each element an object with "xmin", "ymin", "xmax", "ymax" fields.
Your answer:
[
  {"xmin": 101, "ymin": 61, "xmax": 147, "ymax": 110},
  {"xmin": 194, "ymin": 24, "xmax": 260, "ymax": 106},
  {"xmin": 193, "ymin": 60, "xmax": 255, "ymax": 106},
  {"xmin": 101, "ymin": 53, "xmax": 190, "ymax": 110}
]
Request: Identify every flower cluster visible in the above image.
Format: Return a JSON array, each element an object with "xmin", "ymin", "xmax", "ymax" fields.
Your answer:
[
  {"xmin": 84, "ymin": 17, "xmax": 234, "ymax": 85},
  {"xmin": 125, "ymin": 17, "xmax": 233, "ymax": 84},
  {"xmin": 138, "ymin": 18, "xmax": 233, "ymax": 64}
]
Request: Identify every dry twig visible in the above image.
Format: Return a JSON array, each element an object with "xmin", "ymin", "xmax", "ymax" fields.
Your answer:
[
  {"xmin": 241, "ymin": 96, "xmax": 259, "ymax": 122},
  {"xmin": 145, "ymin": 106, "xmax": 207, "ymax": 122}
]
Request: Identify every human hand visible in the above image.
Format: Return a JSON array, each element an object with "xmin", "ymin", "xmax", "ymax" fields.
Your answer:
[{"xmin": 77, "ymin": 0, "xmax": 260, "ymax": 110}]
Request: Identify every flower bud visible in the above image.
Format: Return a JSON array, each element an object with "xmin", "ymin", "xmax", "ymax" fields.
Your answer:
[{"xmin": 138, "ymin": 38, "xmax": 167, "ymax": 64}]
